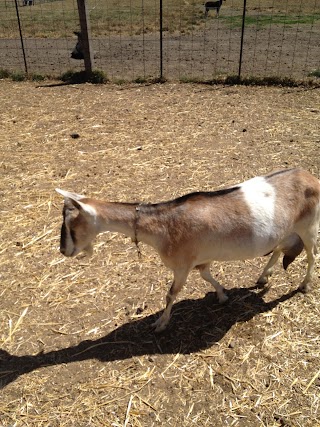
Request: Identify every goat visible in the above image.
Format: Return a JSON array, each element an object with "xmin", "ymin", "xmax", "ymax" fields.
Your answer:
[
  {"xmin": 56, "ymin": 168, "xmax": 320, "ymax": 332},
  {"xmin": 71, "ymin": 31, "xmax": 84, "ymax": 60},
  {"xmin": 204, "ymin": 0, "xmax": 225, "ymax": 17}
]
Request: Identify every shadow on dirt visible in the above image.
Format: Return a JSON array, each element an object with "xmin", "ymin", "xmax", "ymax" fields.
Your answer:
[{"xmin": 0, "ymin": 285, "xmax": 299, "ymax": 388}]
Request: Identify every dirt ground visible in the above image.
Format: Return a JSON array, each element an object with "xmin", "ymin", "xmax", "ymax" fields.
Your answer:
[
  {"xmin": 0, "ymin": 80, "xmax": 319, "ymax": 426},
  {"xmin": 2, "ymin": 18, "xmax": 320, "ymax": 80}
]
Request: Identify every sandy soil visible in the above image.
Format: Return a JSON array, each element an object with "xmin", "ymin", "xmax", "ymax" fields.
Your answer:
[{"xmin": 0, "ymin": 80, "xmax": 319, "ymax": 426}]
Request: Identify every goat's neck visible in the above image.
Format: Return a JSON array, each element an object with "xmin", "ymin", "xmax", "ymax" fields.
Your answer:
[{"xmin": 97, "ymin": 202, "xmax": 161, "ymax": 250}]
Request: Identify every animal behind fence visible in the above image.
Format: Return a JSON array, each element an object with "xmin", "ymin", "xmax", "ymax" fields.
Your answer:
[
  {"xmin": 71, "ymin": 31, "xmax": 84, "ymax": 60},
  {"xmin": 204, "ymin": 0, "xmax": 226, "ymax": 17},
  {"xmin": 56, "ymin": 168, "xmax": 320, "ymax": 332}
]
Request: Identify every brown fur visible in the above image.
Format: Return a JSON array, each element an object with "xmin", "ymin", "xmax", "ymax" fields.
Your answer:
[{"xmin": 267, "ymin": 169, "xmax": 320, "ymax": 225}]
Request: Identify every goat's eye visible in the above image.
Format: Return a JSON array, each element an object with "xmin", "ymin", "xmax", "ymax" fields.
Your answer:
[{"xmin": 67, "ymin": 207, "xmax": 77, "ymax": 213}]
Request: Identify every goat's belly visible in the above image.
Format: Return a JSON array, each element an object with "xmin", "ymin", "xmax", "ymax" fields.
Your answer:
[{"xmin": 194, "ymin": 237, "xmax": 277, "ymax": 263}]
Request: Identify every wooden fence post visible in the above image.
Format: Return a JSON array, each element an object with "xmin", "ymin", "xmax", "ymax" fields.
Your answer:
[{"xmin": 76, "ymin": 0, "xmax": 94, "ymax": 75}]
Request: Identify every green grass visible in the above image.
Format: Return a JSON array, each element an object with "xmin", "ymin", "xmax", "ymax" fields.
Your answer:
[
  {"xmin": 179, "ymin": 74, "xmax": 320, "ymax": 88},
  {"xmin": 0, "ymin": 68, "xmax": 49, "ymax": 81},
  {"xmin": 308, "ymin": 69, "xmax": 320, "ymax": 78},
  {"xmin": 60, "ymin": 69, "xmax": 108, "ymax": 84},
  {"xmin": 1, "ymin": 66, "xmax": 319, "ymax": 87},
  {"xmin": 0, "ymin": 0, "xmax": 319, "ymax": 38},
  {"xmin": 221, "ymin": 13, "xmax": 320, "ymax": 29},
  {"xmin": 0, "ymin": 68, "xmax": 11, "ymax": 79},
  {"xmin": 0, "ymin": 0, "xmax": 204, "ymax": 38},
  {"xmin": 11, "ymin": 71, "xmax": 26, "ymax": 81}
]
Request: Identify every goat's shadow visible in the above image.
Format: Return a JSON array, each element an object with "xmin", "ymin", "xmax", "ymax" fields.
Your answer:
[{"xmin": 0, "ymin": 285, "xmax": 300, "ymax": 389}]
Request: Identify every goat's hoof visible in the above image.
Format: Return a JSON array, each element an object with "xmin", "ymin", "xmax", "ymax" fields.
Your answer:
[
  {"xmin": 299, "ymin": 282, "xmax": 310, "ymax": 294},
  {"xmin": 257, "ymin": 276, "xmax": 268, "ymax": 286},
  {"xmin": 218, "ymin": 293, "xmax": 229, "ymax": 304},
  {"xmin": 152, "ymin": 317, "xmax": 168, "ymax": 333}
]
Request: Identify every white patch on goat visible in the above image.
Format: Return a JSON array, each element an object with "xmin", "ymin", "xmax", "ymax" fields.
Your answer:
[
  {"xmin": 77, "ymin": 200, "xmax": 98, "ymax": 218},
  {"xmin": 56, "ymin": 188, "xmax": 97, "ymax": 218},
  {"xmin": 241, "ymin": 176, "xmax": 276, "ymax": 254},
  {"xmin": 56, "ymin": 188, "xmax": 84, "ymax": 201}
]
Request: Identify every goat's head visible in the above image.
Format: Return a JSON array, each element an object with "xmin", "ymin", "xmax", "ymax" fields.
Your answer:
[{"xmin": 56, "ymin": 189, "xmax": 98, "ymax": 257}]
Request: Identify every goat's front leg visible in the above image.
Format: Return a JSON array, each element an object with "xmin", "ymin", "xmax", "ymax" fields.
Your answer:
[
  {"xmin": 257, "ymin": 249, "xmax": 281, "ymax": 285},
  {"xmin": 197, "ymin": 263, "xmax": 228, "ymax": 303},
  {"xmin": 152, "ymin": 269, "xmax": 189, "ymax": 333}
]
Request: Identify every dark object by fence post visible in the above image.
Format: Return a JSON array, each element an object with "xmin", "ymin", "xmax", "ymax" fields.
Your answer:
[
  {"xmin": 76, "ymin": 0, "xmax": 94, "ymax": 75},
  {"xmin": 159, "ymin": 0, "xmax": 163, "ymax": 80},
  {"xmin": 14, "ymin": 0, "xmax": 28, "ymax": 74},
  {"xmin": 71, "ymin": 31, "xmax": 84, "ymax": 59},
  {"xmin": 238, "ymin": 0, "xmax": 247, "ymax": 80}
]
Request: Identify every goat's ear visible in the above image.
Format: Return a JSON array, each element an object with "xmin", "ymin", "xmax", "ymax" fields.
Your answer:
[
  {"xmin": 55, "ymin": 188, "xmax": 97, "ymax": 217},
  {"xmin": 56, "ymin": 188, "xmax": 85, "ymax": 201}
]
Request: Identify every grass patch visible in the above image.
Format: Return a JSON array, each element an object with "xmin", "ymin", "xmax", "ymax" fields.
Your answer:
[
  {"xmin": 31, "ymin": 73, "xmax": 46, "ymax": 81},
  {"xmin": 0, "ymin": 68, "xmax": 11, "ymax": 79},
  {"xmin": 221, "ymin": 13, "xmax": 320, "ymax": 29},
  {"xmin": 179, "ymin": 76, "xmax": 204, "ymax": 84},
  {"xmin": 0, "ymin": 68, "xmax": 48, "ymax": 81},
  {"xmin": 308, "ymin": 69, "xmax": 320, "ymax": 78},
  {"xmin": 60, "ymin": 69, "xmax": 108, "ymax": 84},
  {"xmin": 11, "ymin": 71, "xmax": 26, "ymax": 81},
  {"xmin": 1, "ymin": 67, "xmax": 318, "ymax": 87},
  {"xmin": 0, "ymin": 0, "xmax": 204, "ymax": 38},
  {"xmin": 1, "ymin": 0, "xmax": 319, "ymax": 38},
  {"xmin": 184, "ymin": 74, "xmax": 320, "ymax": 88},
  {"xmin": 133, "ymin": 76, "xmax": 148, "ymax": 84}
]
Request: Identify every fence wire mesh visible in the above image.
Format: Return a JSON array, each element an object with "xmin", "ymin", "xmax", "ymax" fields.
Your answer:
[{"xmin": 1, "ymin": 0, "xmax": 319, "ymax": 81}]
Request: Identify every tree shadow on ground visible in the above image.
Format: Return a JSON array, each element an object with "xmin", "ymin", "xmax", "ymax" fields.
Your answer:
[{"xmin": 0, "ymin": 285, "xmax": 299, "ymax": 389}]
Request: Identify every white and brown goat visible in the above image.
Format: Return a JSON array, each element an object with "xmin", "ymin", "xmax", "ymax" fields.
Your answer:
[{"xmin": 56, "ymin": 168, "xmax": 320, "ymax": 332}]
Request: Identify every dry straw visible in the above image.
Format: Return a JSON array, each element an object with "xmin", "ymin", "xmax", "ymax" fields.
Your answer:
[{"xmin": 0, "ymin": 81, "xmax": 319, "ymax": 426}]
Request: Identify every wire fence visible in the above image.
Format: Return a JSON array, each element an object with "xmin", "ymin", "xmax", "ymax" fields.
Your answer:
[{"xmin": 1, "ymin": 0, "xmax": 319, "ymax": 81}]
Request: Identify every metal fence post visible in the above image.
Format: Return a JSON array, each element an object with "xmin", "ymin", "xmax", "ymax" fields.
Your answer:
[
  {"xmin": 160, "ymin": 0, "xmax": 163, "ymax": 80},
  {"xmin": 76, "ymin": 0, "xmax": 94, "ymax": 75},
  {"xmin": 238, "ymin": 0, "xmax": 247, "ymax": 79},
  {"xmin": 14, "ymin": 0, "xmax": 28, "ymax": 74}
]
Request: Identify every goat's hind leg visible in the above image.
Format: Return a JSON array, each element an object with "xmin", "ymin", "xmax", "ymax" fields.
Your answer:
[
  {"xmin": 152, "ymin": 269, "xmax": 189, "ymax": 333},
  {"xmin": 257, "ymin": 249, "xmax": 281, "ymax": 285},
  {"xmin": 198, "ymin": 263, "xmax": 228, "ymax": 303},
  {"xmin": 298, "ymin": 232, "xmax": 318, "ymax": 293},
  {"xmin": 299, "ymin": 245, "xmax": 316, "ymax": 293},
  {"xmin": 297, "ymin": 210, "xmax": 320, "ymax": 293}
]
